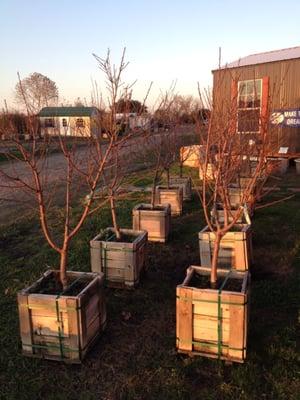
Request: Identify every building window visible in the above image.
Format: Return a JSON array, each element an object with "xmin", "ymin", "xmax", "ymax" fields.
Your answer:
[
  {"xmin": 237, "ymin": 79, "xmax": 262, "ymax": 133},
  {"xmin": 45, "ymin": 118, "xmax": 54, "ymax": 128},
  {"xmin": 62, "ymin": 118, "xmax": 67, "ymax": 127},
  {"xmin": 76, "ymin": 118, "xmax": 85, "ymax": 128}
]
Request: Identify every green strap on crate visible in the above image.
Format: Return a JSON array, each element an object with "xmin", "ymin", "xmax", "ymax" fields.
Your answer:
[
  {"xmin": 176, "ymin": 296, "xmax": 247, "ymax": 307},
  {"xmin": 55, "ymin": 295, "xmax": 64, "ymax": 359},
  {"xmin": 100, "ymin": 236, "xmax": 137, "ymax": 284},
  {"xmin": 28, "ymin": 275, "xmax": 84, "ymax": 360},
  {"xmin": 27, "ymin": 343, "xmax": 80, "ymax": 353},
  {"xmin": 177, "ymin": 270, "xmax": 246, "ymax": 357},
  {"xmin": 55, "ymin": 275, "xmax": 85, "ymax": 359},
  {"xmin": 217, "ymin": 270, "xmax": 232, "ymax": 358},
  {"xmin": 176, "ymin": 338, "xmax": 246, "ymax": 352}
]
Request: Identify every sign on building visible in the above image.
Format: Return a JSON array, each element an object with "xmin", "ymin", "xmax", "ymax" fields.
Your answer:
[{"xmin": 271, "ymin": 109, "xmax": 300, "ymax": 127}]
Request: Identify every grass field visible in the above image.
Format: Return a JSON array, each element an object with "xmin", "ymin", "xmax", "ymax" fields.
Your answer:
[{"xmin": 0, "ymin": 166, "xmax": 299, "ymax": 400}]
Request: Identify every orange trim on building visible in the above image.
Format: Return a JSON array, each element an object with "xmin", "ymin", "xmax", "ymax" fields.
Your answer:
[
  {"xmin": 230, "ymin": 79, "xmax": 238, "ymax": 133},
  {"xmin": 261, "ymin": 76, "xmax": 269, "ymax": 133}
]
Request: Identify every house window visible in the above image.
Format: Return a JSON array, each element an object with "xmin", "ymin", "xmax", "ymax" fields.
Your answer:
[
  {"xmin": 62, "ymin": 118, "xmax": 67, "ymax": 127},
  {"xmin": 76, "ymin": 118, "xmax": 85, "ymax": 128},
  {"xmin": 237, "ymin": 79, "xmax": 262, "ymax": 133},
  {"xmin": 45, "ymin": 118, "xmax": 54, "ymax": 128}
]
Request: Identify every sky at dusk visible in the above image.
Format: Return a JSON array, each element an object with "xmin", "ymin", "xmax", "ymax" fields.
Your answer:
[{"xmin": 1, "ymin": 0, "xmax": 300, "ymax": 110}]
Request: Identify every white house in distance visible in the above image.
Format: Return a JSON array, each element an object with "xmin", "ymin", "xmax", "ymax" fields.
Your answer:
[
  {"xmin": 116, "ymin": 112, "xmax": 151, "ymax": 130},
  {"xmin": 39, "ymin": 107, "xmax": 101, "ymax": 137}
]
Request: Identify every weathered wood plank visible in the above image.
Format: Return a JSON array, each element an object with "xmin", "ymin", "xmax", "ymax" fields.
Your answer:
[
  {"xmin": 17, "ymin": 293, "xmax": 33, "ymax": 355},
  {"xmin": 176, "ymin": 287, "xmax": 193, "ymax": 351}
]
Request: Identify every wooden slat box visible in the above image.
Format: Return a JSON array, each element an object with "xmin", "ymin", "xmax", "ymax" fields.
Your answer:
[
  {"xmin": 266, "ymin": 157, "xmax": 288, "ymax": 175},
  {"xmin": 170, "ymin": 177, "xmax": 192, "ymax": 200},
  {"xmin": 132, "ymin": 203, "xmax": 171, "ymax": 243},
  {"xmin": 180, "ymin": 145, "xmax": 201, "ymax": 168},
  {"xmin": 211, "ymin": 205, "xmax": 251, "ymax": 225},
  {"xmin": 18, "ymin": 270, "xmax": 106, "ymax": 363},
  {"xmin": 228, "ymin": 186, "xmax": 255, "ymax": 215},
  {"xmin": 199, "ymin": 163, "xmax": 215, "ymax": 180},
  {"xmin": 176, "ymin": 266, "xmax": 249, "ymax": 363},
  {"xmin": 199, "ymin": 224, "xmax": 253, "ymax": 271},
  {"xmin": 237, "ymin": 177, "xmax": 265, "ymax": 203},
  {"xmin": 90, "ymin": 228, "xmax": 147, "ymax": 288},
  {"xmin": 155, "ymin": 186, "xmax": 183, "ymax": 216}
]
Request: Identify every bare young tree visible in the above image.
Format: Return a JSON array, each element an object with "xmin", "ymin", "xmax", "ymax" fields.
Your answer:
[
  {"xmin": 0, "ymin": 73, "xmax": 116, "ymax": 289},
  {"xmin": 92, "ymin": 49, "xmax": 152, "ymax": 240},
  {"xmin": 146, "ymin": 85, "xmax": 181, "ymax": 207},
  {"xmin": 196, "ymin": 71, "xmax": 275, "ymax": 287}
]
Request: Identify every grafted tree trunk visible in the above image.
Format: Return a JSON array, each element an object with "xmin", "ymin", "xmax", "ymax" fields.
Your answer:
[
  {"xmin": 166, "ymin": 168, "xmax": 170, "ymax": 189},
  {"xmin": 210, "ymin": 231, "xmax": 223, "ymax": 288},
  {"xmin": 110, "ymin": 194, "xmax": 121, "ymax": 240},
  {"xmin": 60, "ymin": 245, "xmax": 69, "ymax": 290},
  {"xmin": 179, "ymin": 162, "xmax": 183, "ymax": 178}
]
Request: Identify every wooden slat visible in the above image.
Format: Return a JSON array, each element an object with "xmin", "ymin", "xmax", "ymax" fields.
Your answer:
[
  {"xmin": 228, "ymin": 293, "xmax": 246, "ymax": 359},
  {"xmin": 18, "ymin": 293, "xmax": 33, "ymax": 355},
  {"xmin": 176, "ymin": 287, "xmax": 193, "ymax": 351},
  {"xmin": 66, "ymin": 298, "xmax": 79, "ymax": 360}
]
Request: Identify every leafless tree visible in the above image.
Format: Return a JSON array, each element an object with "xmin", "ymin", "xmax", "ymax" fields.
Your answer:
[
  {"xmin": 92, "ymin": 48, "xmax": 152, "ymax": 240},
  {"xmin": 196, "ymin": 71, "xmax": 277, "ymax": 287},
  {"xmin": 15, "ymin": 72, "xmax": 59, "ymax": 114},
  {"xmin": 0, "ymin": 65, "xmax": 128, "ymax": 289}
]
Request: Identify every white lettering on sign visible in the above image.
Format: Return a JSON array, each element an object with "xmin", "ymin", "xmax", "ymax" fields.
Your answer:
[
  {"xmin": 286, "ymin": 118, "xmax": 300, "ymax": 125},
  {"xmin": 284, "ymin": 111, "xmax": 297, "ymax": 117}
]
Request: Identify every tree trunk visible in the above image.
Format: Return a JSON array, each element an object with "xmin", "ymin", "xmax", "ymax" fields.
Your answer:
[
  {"xmin": 110, "ymin": 195, "xmax": 121, "ymax": 240},
  {"xmin": 166, "ymin": 169, "xmax": 170, "ymax": 189},
  {"xmin": 210, "ymin": 231, "xmax": 222, "ymax": 288},
  {"xmin": 151, "ymin": 170, "xmax": 159, "ymax": 209},
  {"xmin": 60, "ymin": 246, "xmax": 68, "ymax": 290}
]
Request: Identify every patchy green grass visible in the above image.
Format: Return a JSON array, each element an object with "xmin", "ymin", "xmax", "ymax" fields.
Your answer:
[{"xmin": 0, "ymin": 168, "xmax": 299, "ymax": 400}]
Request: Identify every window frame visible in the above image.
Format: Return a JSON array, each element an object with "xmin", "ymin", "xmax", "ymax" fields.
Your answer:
[
  {"xmin": 44, "ymin": 118, "xmax": 55, "ymax": 128},
  {"xmin": 76, "ymin": 118, "xmax": 85, "ymax": 128},
  {"xmin": 237, "ymin": 79, "xmax": 262, "ymax": 134}
]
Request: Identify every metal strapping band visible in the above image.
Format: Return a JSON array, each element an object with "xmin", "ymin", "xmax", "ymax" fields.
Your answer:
[
  {"xmin": 217, "ymin": 270, "xmax": 232, "ymax": 358},
  {"xmin": 55, "ymin": 294, "xmax": 65, "ymax": 359},
  {"xmin": 25, "ymin": 343, "xmax": 80, "ymax": 353},
  {"xmin": 177, "ymin": 338, "xmax": 246, "ymax": 352},
  {"xmin": 176, "ymin": 296, "xmax": 246, "ymax": 307}
]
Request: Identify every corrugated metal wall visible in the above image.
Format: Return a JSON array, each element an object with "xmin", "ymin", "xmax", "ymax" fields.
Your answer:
[{"xmin": 212, "ymin": 59, "xmax": 300, "ymax": 153}]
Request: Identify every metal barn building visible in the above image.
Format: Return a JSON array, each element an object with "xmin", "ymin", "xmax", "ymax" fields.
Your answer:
[{"xmin": 212, "ymin": 46, "xmax": 300, "ymax": 156}]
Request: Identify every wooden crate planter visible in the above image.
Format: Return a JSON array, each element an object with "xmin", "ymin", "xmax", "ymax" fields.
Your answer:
[
  {"xmin": 267, "ymin": 157, "xmax": 288, "ymax": 175},
  {"xmin": 199, "ymin": 163, "xmax": 215, "ymax": 180},
  {"xmin": 199, "ymin": 224, "xmax": 253, "ymax": 271},
  {"xmin": 132, "ymin": 203, "xmax": 171, "ymax": 243},
  {"xmin": 169, "ymin": 177, "xmax": 192, "ymax": 200},
  {"xmin": 90, "ymin": 228, "xmax": 148, "ymax": 288},
  {"xmin": 155, "ymin": 186, "xmax": 183, "ymax": 216},
  {"xmin": 228, "ymin": 186, "xmax": 255, "ymax": 214},
  {"xmin": 176, "ymin": 266, "xmax": 249, "ymax": 363},
  {"xmin": 211, "ymin": 205, "xmax": 251, "ymax": 225},
  {"xmin": 180, "ymin": 145, "xmax": 201, "ymax": 168},
  {"xmin": 17, "ymin": 270, "xmax": 106, "ymax": 363}
]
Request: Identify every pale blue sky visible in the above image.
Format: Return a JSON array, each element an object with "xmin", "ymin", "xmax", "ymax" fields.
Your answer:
[{"xmin": 1, "ymin": 0, "xmax": 300, "ymax": 110}]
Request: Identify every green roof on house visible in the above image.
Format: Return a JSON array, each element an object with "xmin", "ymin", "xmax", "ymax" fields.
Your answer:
[{"xmin": 39, "ymin": 107, "xmax": 99, "ymax": 117}]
